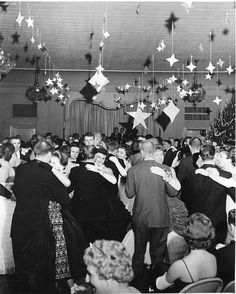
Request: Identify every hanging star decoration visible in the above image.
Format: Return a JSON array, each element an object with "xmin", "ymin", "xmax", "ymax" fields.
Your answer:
[
  {"xmin": 143, "ymin": 56, "xmax": 151, "ymax": 71},
  {"xmin": 216, "ymin": 79, "xmax": 222, "ymax": 86},
  {"xmin": 16, "ymin": 11, "xmax": 24, "ymax": 26},
  {"xmin": 205, "ymin": 73, "xmax": 212, "ymax": 80},
  {"xmin": 31, "ymin": 36, "xmax": 35, "ymax": 44},
  {"xmin": 85, "ymin": 52, "xmax": 92, "ymax": 65},
  {"xmin": 222, "ymin": 28, "xmax": 229, "ymax": 35},
  {"xmin": 150, "ymin": 101, "xmax": 156, "ymax": 108},
  {"xmin": 182, "ymin": 79, "xmax": 189, "ymax": 86},
  {"xmin": 209, "ymin": 31, "xmax": 215, "ymax": 41},
  {"xmin": 166, "ymin": 53, "xmax": 179, "ymax": 67},
  {"xmin": 198, "ymin": 44, "xmax": 204, "ymax": 53},
  {"xmin": 213, "ymin": 96, "xmax": 222, "ymax": 105},
  {"xmin": 40, "ymin": 43, "xmax": 48, "ymax": 54},
  {"xmin": 37, "ymin": 43, "xmax": 42, "ymax": 50},
  {"xmin": 136, "ymin": 3, "xmax": 141, "ymax": 15},
  {"xmin": 226, "ymin": 65, "xmax": 234, "ymax": 75},
  {"xmin": 182, "ymin": 0, "xmax": 193, "ymax": 13},
  {"xmin": 12, "ymin": 31, "xmax": 20, "ymax": 44},
  {"xmin": 127, "ymin": 107, "xmax": 152, "ymax": 129},
  {"xmin": 24, "ymin": 42, "xmax": 29, "ymax": 52},
  {"xmin": 96, "ymin": 64, "xmax": 104, "ymax": 73},
  {"xmin": 25, "ymin": 16, "xmax": 34, "ymax": 28},
  {"xmin": 0, "ymin": 1, "xmax": 8, "ymax": 12},
  {"xmin": 206, "ymin": 62, "xmax": 215, "ymax": 74},
  {"xmin": 157, "ymin": 40, "xmax": 166, "ymax": 52},
  {"xmin": 15, "ymin": 53, "xmax": 20, "ymax": 61},
  {"xmin": 225, "ymin": 10, "xmax": 230, "ymax": 23},
  {"xmin": 186, "ymin": 56, "xmax": 197, "ymax": 72},
  {"xmin": 0, "ymin": 33, "xmax": 4, "ymax": 44},
  {"xmin": 217, "ymin": 59, "xmax": 225, "ymax": 68},
  {"xmin": 30, "ymin": 55, "xmax": 36, "ymax": 66},
  {"xmin": 138, "ymin": 101, "xmax": 146, "ymax": 110},
  {"xmin": 165, "ymin": 12, "xmax": 179, "ymax": 33},
  {"xmin": 103, "ymin": 30, "xmax": 110, "ymax": 39}
]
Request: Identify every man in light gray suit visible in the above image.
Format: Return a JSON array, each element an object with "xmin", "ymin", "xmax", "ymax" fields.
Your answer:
[{"xmin": 125, "ymin": 140, "xmax": 178, "ymax": 275}]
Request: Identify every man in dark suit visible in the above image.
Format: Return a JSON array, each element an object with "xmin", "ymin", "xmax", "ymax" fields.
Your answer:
[
  {"xmin": 163, "ymin": 140, "xmax": 175, "ymax": 167},
  {"xmin": 11, "ymin": 141, "xmax": 72, "ymax": 293},
  {"xmin": 177, "ymin": 136, "xmax": 202, "ymax": 210},
  {"xmin": 10, "ymin": 136, "xmax": 30, "ymax": 165},
  {"xmin": 215, "ymin": 209, "xmax": 235, "ymax": 287},
  {"xmin": 125, "ymin": 140, "xmax": 178, "ymax": 276},
  {"xmin": 186, "ymin": 144, "xmax": 234, "ymax": 244}
]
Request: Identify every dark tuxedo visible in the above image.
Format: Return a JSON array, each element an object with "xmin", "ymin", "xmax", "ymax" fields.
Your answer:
[
  {"xmin": 186, "ymin": 163, "xmax": 234, "ymax": 243},
  {"xmin": 177, "ymin": 152, "xmax": 200, "ymax": 210},
  {"xmin": 215, "ymin": 240, "xmax": 235, "ymax": 286},
  {"xmin": 11, "ymin": 160, "xmax": 72, "ymax": 292},
  {"xmin": 163, "ymin": 148, "xmax": 175, "ymax": 167}
]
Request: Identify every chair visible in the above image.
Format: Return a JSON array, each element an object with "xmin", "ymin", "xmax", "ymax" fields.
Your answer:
[
  {"xmin": 223, "ymin": 280, "xmax": 235, "ymax": 293},
  {"xmin": 179, "ymin": 277, "xmax": 223, "ymax": 293}
]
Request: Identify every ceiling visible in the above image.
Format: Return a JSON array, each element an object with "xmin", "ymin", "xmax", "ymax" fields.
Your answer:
[{"xmin": 0, "ymin": 1, "xmax": 235, "ymax": 73}]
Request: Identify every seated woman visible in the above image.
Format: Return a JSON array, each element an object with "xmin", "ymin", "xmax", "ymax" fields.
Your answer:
[
  {"xmin": 71, "ymin": 240, "xmax": 140, "ymax": 294},
  {"xmin": 155, "ymin": 213, "xmax": 217, "ymax": 292}
]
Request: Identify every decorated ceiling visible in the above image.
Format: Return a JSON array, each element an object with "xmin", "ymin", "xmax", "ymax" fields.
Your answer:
[{"xmin": 0, "ymin": 1, "xmax": 235, "ymax": 73}]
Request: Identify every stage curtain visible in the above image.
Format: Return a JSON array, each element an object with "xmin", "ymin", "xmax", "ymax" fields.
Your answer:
[{"xmin": 68, "ymin": 100, "xmax": 161, "ymax": 138}]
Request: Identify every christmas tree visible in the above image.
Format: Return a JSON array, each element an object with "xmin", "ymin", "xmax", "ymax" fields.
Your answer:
[{"xmin": 209, "ymin": 88, "xmax": 235, "ymax": 145}]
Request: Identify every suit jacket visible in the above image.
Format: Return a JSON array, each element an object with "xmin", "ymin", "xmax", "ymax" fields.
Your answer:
[
  {"xmin": 68, "ymin": 162, "xmax": 114, "ymax": 222},
  {"xmin": 163, "ymin": 148, "xmax": 175, "ymax": 167},
  {"xmin": 11, "ymin": 160, "xmax": 70, "ymax": 240},
  {"xmin": 11, "ymin": 159, "xmax": 70, "ymax": 280},
  {"xmin": 177, "ymin": 153, "xmax": 200, "ymax": 210},
  {"xmin": 186, "ymin": 163, "xmax": 233, "ymax": 227},
  {"xmin": 215, "ymin": 241, "xmax": 235, "ymax": 286},
  {"xmin": 125, "ymin": 159, "xmax": 178, "ymax": 228}
]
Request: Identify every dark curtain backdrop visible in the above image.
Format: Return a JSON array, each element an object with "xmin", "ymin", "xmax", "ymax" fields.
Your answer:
[{"xmin": 68, "ymin": 100, "xmax": 161, "ymax": 138}]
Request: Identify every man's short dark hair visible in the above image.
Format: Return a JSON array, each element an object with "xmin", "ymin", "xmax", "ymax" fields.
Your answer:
[{"xmin": 200, "ymin": 144, "xmax": 215, "ymax": 161}]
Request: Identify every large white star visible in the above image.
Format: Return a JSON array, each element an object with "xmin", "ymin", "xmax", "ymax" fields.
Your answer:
[
  {"xmin": 206, "ymin": 62, "xmax": 215, "ymax": 74},
  {"xmin": 226, "ymin": 65, "xmax": 234, "ymax": 75},
  {"xmin": 25, "ymin": 16, "xmax": 34, "ymax": 28},
  {"xmin": 166, "ymin": 54, "xmax": 179, "ymax": 67},
  {"xmin": 16, "ymin": 12, "xmax": 24, "ymax": 26},
  {"xmin": 127, "ymin": 108, "xmax": 152, "ymax": 129},
  {"xmin": 217, "ymin": 59, "xmax": 225, "ymax": 68},
  {"xmin": 186, "ymin": 62, "xmax": 197, "ymax": 72},
  {"xmin": 213, "ymin": 96, "xmax": 222, "ymax": 105}
]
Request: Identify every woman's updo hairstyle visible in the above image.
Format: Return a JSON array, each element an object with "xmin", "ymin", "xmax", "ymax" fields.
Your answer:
[
  {"xmin": 0, "ymin": 143, "xmax": 15, "ymax": 162},
  {"xmin": 183, "ymin": 213, "xmax": 215, "ymax": 250}
]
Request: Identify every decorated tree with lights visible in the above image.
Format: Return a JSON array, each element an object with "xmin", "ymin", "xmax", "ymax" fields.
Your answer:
[{"xmin": 209, "ymin": 89, "xmax": 235, "ymax": 145}]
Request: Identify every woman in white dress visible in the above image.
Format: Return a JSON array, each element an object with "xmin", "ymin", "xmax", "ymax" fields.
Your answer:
[{"xmin": 0, "ymin": 143, "xmax": 16, "ymax": 274}]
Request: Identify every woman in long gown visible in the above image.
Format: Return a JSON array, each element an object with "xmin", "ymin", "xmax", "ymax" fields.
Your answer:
[{"xmin": 0, "ymin": 143, "xmax": 16, "ymax": 275}]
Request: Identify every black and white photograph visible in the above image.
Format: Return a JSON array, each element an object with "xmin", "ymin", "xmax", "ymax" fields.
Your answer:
[{"xmin": 0, "ymin": 0, "xmax": 235, "ymax": 293}]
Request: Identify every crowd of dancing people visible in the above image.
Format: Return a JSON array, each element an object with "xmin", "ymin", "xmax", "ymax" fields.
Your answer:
[{"xmin": 0, "ymin": 128, "xmax": 235, "ymax": 294}]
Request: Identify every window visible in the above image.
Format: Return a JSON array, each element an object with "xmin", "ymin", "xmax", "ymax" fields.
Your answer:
[{"xmin": 185, "ymin": 107, "xmax": 210, "ymax": 120}]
